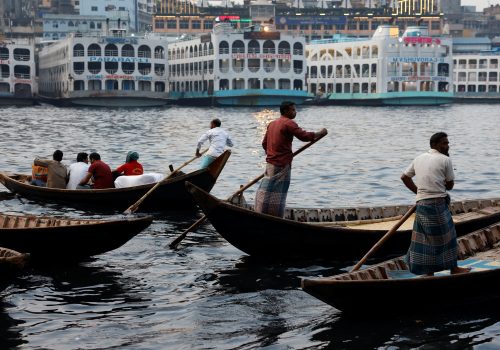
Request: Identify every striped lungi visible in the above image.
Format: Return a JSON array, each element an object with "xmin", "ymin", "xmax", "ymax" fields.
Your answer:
[
  {"xmin": 254, "ymin": 163, "xmax": 291, "ymax": 217},
  {"xmin": 405, "ymin": 197, "xmax": 458, "ymax": 275}
]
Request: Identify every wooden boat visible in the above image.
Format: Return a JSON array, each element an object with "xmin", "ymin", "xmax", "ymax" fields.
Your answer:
[
  {"xmin": 0, "ymin": 212, "xmax": 153, "ymax": 261},
  {"xmin": 185, "ymin": 182, "xmax": 500, "ymax": 261},
  {"xmin": 0, "ymin": 151, "xmax": 230, "ymax": 212},
  {"xmin": 301, "ymin": 221, "xmax": 500, "ymax": 313},
  {"xmin": 0, "ymin": 247, "xmax": 29, "ymax": 278}
]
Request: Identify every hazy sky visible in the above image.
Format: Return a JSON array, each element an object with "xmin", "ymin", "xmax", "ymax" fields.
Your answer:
[{"xmin": 461, "ymin": 0, "xmax": 500, "ymax": 10}]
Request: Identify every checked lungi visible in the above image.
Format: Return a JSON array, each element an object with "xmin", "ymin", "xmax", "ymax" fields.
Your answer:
[
  {"xmin": 405, "ymin": 197, "xmax": 458, "ymax": 275},
  {"xmin": 254, "ymin": 163, "xmax": 291, "ymax": 217}
]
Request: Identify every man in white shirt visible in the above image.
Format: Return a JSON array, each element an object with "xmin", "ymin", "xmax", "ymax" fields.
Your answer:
[
  {"xmin": 401, "ymin": 132, "xmax": 470, "ymax": 276},
  {"xmin": 195, "ymin": 118, "xmax": 233, "ymax": 168},
  {"xmin": 67, "ymin": 152, "xmax": 90, "ymax": 189}
]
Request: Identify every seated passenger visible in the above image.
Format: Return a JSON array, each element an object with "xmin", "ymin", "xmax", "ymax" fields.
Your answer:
[
  {"xmin": 78, "ymin": 152, "xmax": 114, "ymax": 189},
  {"xmin": 34, "ymin": 150, "xmax": 67, "ymax": 189},
  {"xmin": 67, "ymin": 152, "xmax": 90, "ymax": 190},
  {"xmin": 115, "ymin": 151, "xmax": 144, "ymax": 176}
]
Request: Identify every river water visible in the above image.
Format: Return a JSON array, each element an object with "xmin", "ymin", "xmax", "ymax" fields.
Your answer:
[{"xmin": 0, "ymin": 103, "xmax": 499, "ymax": 349}]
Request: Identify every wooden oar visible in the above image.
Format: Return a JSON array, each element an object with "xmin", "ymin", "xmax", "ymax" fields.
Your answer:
[
  {"xmin": 123, "ymin": 149, "xmax": 208, "ymax": 214},
  {"xmin": 169, "ymin": 132, "xmax": 328, "ymax": 249},
  {"xmin": 350, "ymin": 204, "xmax": 416, "ymax": 272}
]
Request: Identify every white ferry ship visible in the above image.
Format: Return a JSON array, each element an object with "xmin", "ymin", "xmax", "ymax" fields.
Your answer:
[
  {"xmin": 0, "ymin": 38, "xmax": 37, "ymax": 105},
  {"xmin": 453, "ymin": 48, "xmax": 500, "ymax": 103},
  {"xmin": 167, "ymin": 22, "xmax": 310, "ymax": 106},
  {"xmin": 305, "ymin": 25, "xmax": 453, "ymax": 106},
  {"xmin": 38, "ymin": 29, "xmax": 170, "ymax": 107}
]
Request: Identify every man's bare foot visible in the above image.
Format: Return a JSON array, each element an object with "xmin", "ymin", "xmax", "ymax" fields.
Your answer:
[{"xmin": 451, "ymin": 266, "xmax": 471, "ymax": 274}]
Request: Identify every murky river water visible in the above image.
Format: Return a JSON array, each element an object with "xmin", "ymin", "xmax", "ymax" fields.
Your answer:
[{"xmin": 0, "ymin": 103, "xmax": 499, "ymax": 349}]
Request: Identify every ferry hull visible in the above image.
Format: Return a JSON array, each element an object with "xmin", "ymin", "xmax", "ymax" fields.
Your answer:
[
  {"xmin": 39, "ymin": 91, "xmax": 171, "ymax": 108},
  {"xmin": 0, "ymin": 96, "xmax": 38, "ymax": 106},
  {"xmin": 453, "ymin": 94, "xmax": 500, "ymax": 104},
  {"xmin": 308, "ymin": 92, "xmax": 454, "ymax": 106},
  {"xmin": 171, "ymin": 89, "xmax": 311, "ymax": 107}
]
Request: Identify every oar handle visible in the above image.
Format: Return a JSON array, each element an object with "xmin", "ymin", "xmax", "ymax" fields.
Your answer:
[
  {"xmin": 169, "ymin": 133, "xmax": 328, "ymax": 249},
  {"xmin": 351, "ymin": 204, "xmax": 416, "ymax": 272},
  {"xmin": 124, "ymin": 149, "xmax": 208, "ymax": 214}
]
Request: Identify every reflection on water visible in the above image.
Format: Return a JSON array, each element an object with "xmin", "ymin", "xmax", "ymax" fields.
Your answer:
[{"xmin": 0, "ymin": 104, "xmax": 499, "ymax": 348}]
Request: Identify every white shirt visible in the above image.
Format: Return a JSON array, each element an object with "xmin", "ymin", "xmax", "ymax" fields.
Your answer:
[
  {"xmin": 66, "ymin": 162, "xmax": 90, "ymax": 189},
  {"xmin": 403, "ymin": 149, "xmax": 455, "ymax": 201},
  {"xmin": 197, "ymin": 127, "xmax": 234, "ymax": 158}
]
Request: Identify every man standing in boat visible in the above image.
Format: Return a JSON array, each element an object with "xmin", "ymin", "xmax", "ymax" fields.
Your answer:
[
  {"xmin": 401, "ymin": 132, "xmax": 470, "ymax": 276},
  {"xmin": 255, "ymin": 101, "xmax": 327, "ymax": 217},
  {"xmin": 195, "ymin": 118, "xmax": 233, "ymax": 168}
]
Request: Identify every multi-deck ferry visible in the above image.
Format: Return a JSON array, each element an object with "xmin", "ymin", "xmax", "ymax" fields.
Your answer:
[
  {"xmin": 167, "ymin": 22, "xmax": 310, "ymax": 106},
  {"xmin": 305, "ymin": 25, "xmax": 454, "ymax": 106},
  {"xmin": 38, "ymin": 29, "xmax": 170, "ymax": 107},
  {"xmin": 453, "ymin": 48, "xmax": 500, "ymax": 103},
  {"xmin": 0, "ymin": 38, "xmax": 37, "ymax": 105}
]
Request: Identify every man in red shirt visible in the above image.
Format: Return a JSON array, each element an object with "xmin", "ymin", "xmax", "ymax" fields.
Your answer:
[
  {"xmin": 255, "ymin": 101, "xmax": 327, "ymax": 217},
  {"xmin": 78, "ymin": 152, "xmax": 114, "ymax": 189}
]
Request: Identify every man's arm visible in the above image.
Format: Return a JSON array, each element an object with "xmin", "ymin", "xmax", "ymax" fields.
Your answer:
[
  {"xmin": 445, "ymin": 180, "xmax": 454, "ymax": 190},
  {"xmin": 79, "ymin": 172, "xmax": 92, "ymax": 186},
  {"xmin": 196, "ymin": 132, "xmax": 209, "ymax": 157},
  {"xmin": 401, "ymin": 174, "xmax": 418, "ymax": 194},
  {"xmin": 34, "ymin": 158, "xmax": 50, "ymax": 167}
]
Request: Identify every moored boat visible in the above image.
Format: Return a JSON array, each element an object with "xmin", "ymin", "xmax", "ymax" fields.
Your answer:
[
  {"xmin": 0, "ymin": 212, "xmax": 152, "ymax": 261},
  {"xmin": 0, "ymin": 38, "xmax": 37, "ymax": 106},
  {"xmin": 301, "ymin": 221, "xmax": 500, "ymax": 313},
  {"xmin": 167, "ymin": 22, "xmax": 310, "ymax": 106},
  {"xmin": 0, "ymin": 150, "xmax": 230, "ymax": 212},
  {"xmin": 305, "ymin": 25, "xmax": 453, "ymax": 106},
  {"xmin": 0, "ymin": 246, "xmax": 29, "ymax": 278},
  {"xmin": 186, "ymin": 182, "xmax": 500, "ymax": 261},
  {"xmin": 37, "ymin": 29, "xmax": 170, "ymax": 107}
]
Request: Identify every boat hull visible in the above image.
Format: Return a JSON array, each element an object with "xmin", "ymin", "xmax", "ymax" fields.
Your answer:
[
  {"xmin": 0, "ymin": 215, "xmax": 153, "ymax": 261},
  {"xmin": 38, "ymin": 95, "xmax": 170, "ymax": 108},
  {"xmin": 308, "ymin": 92, "xmax": 454, "ymax": 106},
  {"xmin": 186, "ymin": 183, "xmax": 500, "ymax": 261},
  {"xmin": 0, "ymin": 96, "xmax": 38, "ymax": 106},
  {"xmin": 301, "ymin": 223, "xmax": 500, "ymax": 313},
  {"xmin": 0, "ymin": 151, "xmax": 230, "ymax": 212}
]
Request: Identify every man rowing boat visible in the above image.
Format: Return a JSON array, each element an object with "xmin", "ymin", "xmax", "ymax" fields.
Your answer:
[
  {"xmin": 255, "ymin": 101, "xmax": 327, "ymax": 217},
  {"xmin": 401, "ymin": 132, "xmax": 470, "ymax": 276}
]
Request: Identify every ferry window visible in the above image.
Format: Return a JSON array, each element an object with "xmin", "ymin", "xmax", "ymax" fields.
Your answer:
[
  {"xmin": 344, "ymin": 83, "xmax": 350, "ymax": 93},
  {"xmin": 52, "ymin": 22, "xmax": 58, "ymax": 28},
  {"xmin": 294, "ymin": 79, "xmax": 302, "ymax": 90},
  {"xmin": 204, "ymin": 21, "xmax": 213, "ymax": 30},
  {"xmin": 232, "ymin": 78, "xmax": 245, "ymax": 90},
  {"xmin": 288, "ymin": 24, "xmax": 297, "ymax": 30},
  {"xmin": 248, "ymin": 40, "xmax": 260, "ymax": 54},
  {"xmin": 320, "ymin": 65, "xmax": 326, "ymax": 78},
  {"xmin": 278, "ymin": 41, "xmax": 290, "ymax": 54},
  {"xmin": 310, "ymin": 66, "xmax": 317, "ymax": 78},
  {"xmin": 138, "ymin": 45, "xmax": 151, "ymax": 58},
  {"xmin": 248, "ymin": 78, "xmax": 260, "ymax": 89},
  {"xmin": 353, "ymin": 83, "xmax": 360, "ymax": 93},
  {"xmin": 336, "ymin": 24, "xmax": 345, "ymax": 30},
  {"xmin": 105, "ymin": 44, "xmax": 118, "ymax": 56},
  {"xmin": 179, "ymin": 20, "xmax": 189, "ymax": 29},
  {"xmin": 347, "ymin": 22, "xmax": 357, "ymax": 30},
  {"xmin": 0, "ymin": 65, "xmax": 9, "ymax": 78},
  {"xmin": 361, "ymin": 83, "xmax": 368, "ymax": 93},
  {"xmin": 490, "ymin": 59, "xmax": 498, "ymax": 69},
  {"xmin": 167, "ymin": 20, "xmax": 177, "ymax": 29},
  {"xmin": 467, "ymin": 85, "xmax": 476, "ymax": 92},
  {"xmin": 311, "ymin": 24, "xmax": 321, "ymax": 30},
  {"xmin": 468, "ymin": 72, "xmax": 476, "ymax": 82},
  {"xmin": 371, "ymin": 64, "xmax": 377, "ymax": 77},
  {"xmin": 279, "ymin": 79, "xmax": 291, "ymax": 90},
  {"xmin": 73, "ymin": 62, "xmax": 84, "ymax": 75},
  {"xmin": 327, "ymin": 65, "xmax": 333, "ymax": 78},
  {"xmin": 220, "ymin": 79, "xmax": 229, "ymax": 90},
  {"xmin": 154, "ymin": 82, "xmax": 165, "ymax": 92},
  {"xmin": 139, "ymin": 81, "xmax": 151, "ymax": 91},
  {"xmin": 300, "ymin": 24, "xmax": 309, "ymax": 30},
  {"xmin": 91, "ymin": 6, "xmax": 98, "ymax": 11},
  {"xmin": 371, "ymin": 21, "xmax": 379, "ymax": 30},
  {"xmin": 105, "ymin": 61, "xmax": 118, "ymax": 74},
  {"xmin": 324, "ymin": 25, "xmax": 333, "ymax": 30},
  {"xmin": 122, "ymin": 80, "xmax": 135, "ymax": 91},
  {"xmin": 263, "ymin": 78, "xmax": 275, "ymax": 89},
  {"xmin": 68, "ymin": 21, "xmax": 74, "ymax": 27},
  {"xmin": 192, "ymin": 20, "xmax": 201, "ymax": 29},
  {"xmin": 14, "ymin": 48, "xmax": 30, "ymax": 61},
  {"xmin": 431, "ymin": 21, "xmax": 440, "ymax": 30},
  {"xmin": 90, "ymin": 22, "xmax": 95, "ymax": 29},
  {"xmin": 488, "ymin": 85, "xmax": 497, "ymax": 92},
  {"xmin": 402, "ymin": 81, "xmax": 417, "ymax": 92},
  {"xmin": 276, "ymin": 25, "xmax": 285, "ymax": 30},
  {"xmin": 293, "ymin": 42, "xmax": 303, "ymax": 55},
  {"xmin": 0, "ymin": 82, "xmax": 10, "ymax": 92},
  {"xmin": 14, "ymin": 83, "xmax": 31, "ymax": 96},
  {"xmin": 106, "ymin": 80, "xmax": 118, "ymax": 90},
  {"xmin": 155, "ymin": 20, "xmax": 164, "ymax": 29},
  {"xmin": 88, "ymin": 44, "xmax": 101, "ymax": 56},
  {"xmin": 97, "ymin": 23, "xmax": 102, "ymax": 29},
  {"xmin": 478, "ymin": 72, "xmax": 487, "ymax": 82},
  {"xmin": 335, "ymin": 83, "xmax": 342, "ymax": 93},
  {"xmin": 477, "ymin": 85, "xmax": 486, "ymax": 92},
  {"xmin": 489, "ymin": 72, "xmax": 498, "ymax": 82},
  {"xmin": 359, "ymin": 21, "xmax": 369, "ymax": 31},
  {"xmin": 468, "ymin": 60, "xmax": 477, "ymax": 69},
  {"xmin": 232, "ymin": 40, "xmax": 245, "ymax": 54},
  {"xmin": 0, "ymin": 48, "xmax": 9, "ymax": 60},
  {"xmin": 73, "ymin": 44, "xmax": 85, "ymax": 57},
  {"xmin": 371, "ymin": 82, "xmax": 376, "ymax": 93},
  {"xmin": 14, "ymin": 65, "xmax": 30, "ymax": 79},
  {"xmin": 437, "ymin": 63, "xmax": 448, "ymax": 76},
  {"xmin": 353, "ymin": 64, "xmax": 360, "ymax": 77},
  {"xmin": 263, "ymin": 40, "xmax": 275, "ymax": 54}
]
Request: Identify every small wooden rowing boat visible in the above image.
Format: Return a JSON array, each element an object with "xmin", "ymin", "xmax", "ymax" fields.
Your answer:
[
  {"xmin": 0, "ymin": 246, "xmax": 29, "ymax": 277},
  {"xmin": 186, "ymin": 182, "xmax": 500, "ymax": 261},
  {"xmin": 301, "ymin": 221, "xmax": 500, "ymax": 313},
  {"xmin": 0, "ymin": 151, "xmax": 230, "ymax": 212},
  {"xmin": 0, "ymin": 212, "xmax": 152, "ymax": 261}
]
